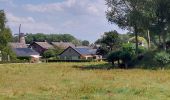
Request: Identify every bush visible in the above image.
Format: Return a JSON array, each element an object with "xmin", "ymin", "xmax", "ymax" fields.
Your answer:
[
  {"xmin": 119, "ymin": 50, "xmax": 134, "ymax": 68},
  {"xmin": 43, "ymin": 49, "xmax": 56, "ymax": 58},
  {"xmin": 138, "ymin": 46, "xmax": 147, "ymax": 54},
  {"xmin": 107, "ymin": 43, "xmax": 136, "ymax": 68},
  {"xmin": 107, "ymin": 51, "xmax": 121, "ymax": 65},
  {"xmin": 154, "ymin": 51, "xmax": 170, "ymax": 68}
]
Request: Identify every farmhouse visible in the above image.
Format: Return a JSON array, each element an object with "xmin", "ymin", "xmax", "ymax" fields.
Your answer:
[
  {"xmin": 51, "ymin": 42, "xmax": 75, "ymax": 49},
  {"xmin": 29, "ymin": 42, "xmax": 54, "ymax": 54},
  {"xmin": 59, "ymin": 46, "xmax": 102, "ymax": 60}
]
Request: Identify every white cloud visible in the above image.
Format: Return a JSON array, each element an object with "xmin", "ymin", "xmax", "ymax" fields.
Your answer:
[
  {"xmin": 7, "ymin": 13, "xmax": 35, "ymax": 23},
  {"xmin": 26, "ymin": 3, "xmax": 63, "ymax": 13},
  {"xmin": 0, "ymin": 0, "xmax": 15, "ymax": 6},
  {"xmin": 25, "ymin": 0, "xmax": 104, "ymax": 16},
  {"xmin": 6, "ymin": 13, "xmax": 55, "ymax": 33}
]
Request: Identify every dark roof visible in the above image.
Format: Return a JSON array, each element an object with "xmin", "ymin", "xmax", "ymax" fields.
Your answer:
[
  {"xmin": 12, "ymin": 48, "xmax": 39, "ymax": 57},
  {"xmin": 9, "ymin": 42, "xmax": 27, "ymax": 48},
  {"xmin": 59, "ymin": 46, "xmax": 97, "ymax": 56},
  {"xmin": 51, "ymin": 42, "xmax": 75, "ymax": 49},
  {"xmin": 33, "ymin": 42, "xmax": 54, "ymax": 49},
  {"xmin": 74, "ymin": 47, "xmax": 97, "ymax": 55}
]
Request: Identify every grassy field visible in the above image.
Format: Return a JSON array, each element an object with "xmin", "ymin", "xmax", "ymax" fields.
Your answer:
[{"xmin": 0, "ymin": 62, "xmax": 170, "ymax": 100}]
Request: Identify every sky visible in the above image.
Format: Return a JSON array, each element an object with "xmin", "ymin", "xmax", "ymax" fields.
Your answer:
[{"xmin": 0, "ymin": 0, "xmax": 127, "ymax": 43}]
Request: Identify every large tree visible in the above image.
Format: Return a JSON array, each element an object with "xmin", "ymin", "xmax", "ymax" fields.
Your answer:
[
  {"xmin": 95, "ymin": 30, "xmax": 120, "ymax": 51},
  {"xmin": 152, "ymin": 0, "xmax": 170, "ymax": 50},
  {"xmin": 0, "ymin": 10, "xmax": 14, "ymax": 61},
  {"xmin": 106, "ymin": 0, "xmax": 152, "ymax": 54}
]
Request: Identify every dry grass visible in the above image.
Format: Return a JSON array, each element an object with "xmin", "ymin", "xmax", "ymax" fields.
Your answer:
[{"xmin": 0, "ymin": 62, "xmax": 170, "ymax": 100}]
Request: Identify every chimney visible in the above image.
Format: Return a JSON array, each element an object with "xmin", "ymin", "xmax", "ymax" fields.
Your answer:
[{"xmin": 19, "ymin": 33, "xmax": 26, "ymax": 44}]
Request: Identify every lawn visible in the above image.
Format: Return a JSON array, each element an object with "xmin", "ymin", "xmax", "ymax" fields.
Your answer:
[{"xmin": 0, "ymin": 62, "xmax": 170, "ymax": 100}]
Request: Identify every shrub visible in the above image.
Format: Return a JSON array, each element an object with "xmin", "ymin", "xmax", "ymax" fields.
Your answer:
[
  {"xmin": 107, "ymin": 51, "xmax": 121, "ymax": 66},
  {"xmin": 122, "ymin": 43, "xmax": 135, "ymax": 55},
  {"xmin": 43, "ymin": 49, "xmax": 56, "ymax": 59},
  {"xmin": 138, "ymin": 46, "xmax": 147, "ymax": 54},
  {"xmin": 107, "ymin": 43, "xmax": 136, "ymax": 68},
  {"xmin": 119, "ymin": 50, "xmax": 134, "ymax": 68},
  {"xmin": 154, "ymin": 51, "xmax": 170, "ymax": 68}
]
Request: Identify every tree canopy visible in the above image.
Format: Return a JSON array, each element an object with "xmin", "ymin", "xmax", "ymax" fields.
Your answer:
[
  {"xmin": 106, "ymin": 0, "xmax": 154, "ymax": 54},
  {"xmin": 13, "ymin": 33, "xmax": 82, "ymax": 45},
  {"xmin": 0, "ymin": 10, "xmax": 15, "ymax": 61}
]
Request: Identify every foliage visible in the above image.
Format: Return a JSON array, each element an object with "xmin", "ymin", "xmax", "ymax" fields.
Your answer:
[
  {"xmin": 14, "ymin": 33, "xmax": 81, "ymax": 45},
  {"xmin": 120, "ymin": 43, "xmax": 136, "ymax": 68},
  {"xmin": 119, "ymin": 33, "xmax": 131, "ymax": 43},
  {"xmin": 151, "ymin": 0, "xmax": 170, "ymax": 50},
  {"xmin": 43, "ymin": 49, "xmax": 56, "ymax": 58},
  {"xmin": 154, "ymin": 51, "xmax": 170, "ymax": 67},
  {"xmin": 107, "ymin": 50, "xmax": 121, "ymax": 65},
  {"xmin": 82, "ymin": 40, "xmax": 90, "ymax": 46},
  {"xmin": 138, "ymin": 46, "xmax": 147, "ymax": 54},
  {"xmin": 107, "ymin": 43, "xmax": 136, "ymax": 68},
  {"xmin": 95, "ymin": 30, "xmax": 121, "ymax": 51},
  {"xmin": 129, "ymin": 36, "xmax": 148, "ymax": 48},
  {"xmin": 96, "ymin": 46, "xmax": 110, "ymax": 57},
  {"xmin": 0, "ymin": 10, "xmax": 16, "ymax": 61},
  {"xmin": 106, "ymin": 0, "xmax": 153, "ymax": 54}
]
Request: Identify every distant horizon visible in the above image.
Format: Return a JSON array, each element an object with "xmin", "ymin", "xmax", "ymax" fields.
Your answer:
[{"xmin": 0, "ymin": 0, "xmax": 127, "ymax": 43}]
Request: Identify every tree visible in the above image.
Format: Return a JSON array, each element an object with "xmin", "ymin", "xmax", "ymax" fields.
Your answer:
[
  {"xmin": 21, "ymin": 33, "xmax": 81, "ymax": 45},
  {"xmin": 106, "ymin": 0, "xmax": 152, "ymax": 55},
  {"xmin": 107, "ymin": 43, "xmax": 135, "ymax": 68},
  {"xmin": 43, "ymin": 49, "xmax": 56, "ymax": 59},
  {"xmin": 96, "ymin": 30, "xmax": 120, "ymax": 51},
  {"xmin": 151, "ymin": 0, "xmax": 170, "ymax": 50},
  {"xmin": 0, "ymin": 10, "xmax": 14, "ymax": 61},
  {"xmin": 82, "ymin": 40, "xmax": 90, "ymax": 46}
]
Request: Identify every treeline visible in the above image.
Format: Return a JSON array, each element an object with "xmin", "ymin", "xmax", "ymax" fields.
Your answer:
[{"xmin": 13, "ymin": 33, "xmax": 90, "ymax": 46}]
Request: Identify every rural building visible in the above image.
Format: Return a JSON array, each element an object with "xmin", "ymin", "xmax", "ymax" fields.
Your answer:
[
  {"xmin": 59, "ymin": 46, "xmax": 102, "ymax": 60},
  {"xmin": 9, "ymin": 33, "xmax": 27, "ymax": 48},
  {"xmin": 51, "ymin": 42, "xmax": 75, "ymax": 49},
  {"xmin": 9, "ymin": 43, "xmax": 28, "ymax": 48},
  {"xmin": 29, "ymin": 42, "xmax": 54, "ymax": 54},
  {"xmin": 12, "ymin": 48, "xmax": 41, "ymax": 63}
]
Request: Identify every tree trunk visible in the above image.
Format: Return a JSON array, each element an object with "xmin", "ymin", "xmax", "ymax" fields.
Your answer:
[
  {"xmin": 159, "ymin": 34, "xmax": 161, "ymax": 45},
  {"xmin": 118, "ymin": 60, "xmax": 120, "ymax": 67},
  {"xmin": 125, "ymin": 63, "xmax": 128, "ymax": 69},
  {"xmin": 147, "ymin": 30, "xmax": 151, "ymax": 49},
  {"xmin": 162, "ymin": 32, "xmax": 167, "ymax": 51},
  {"xmin": 111, "ymin": 61, "xmax": 114, "ymax": 67},
  {"xmin": 134, "ymin": 25, "xmax": 138, "ymax": 55}
]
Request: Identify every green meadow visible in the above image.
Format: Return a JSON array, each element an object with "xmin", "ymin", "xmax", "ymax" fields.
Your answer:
[{"xmin": 0, "ymin": 62, "xmax": 170, "ymax": 100}]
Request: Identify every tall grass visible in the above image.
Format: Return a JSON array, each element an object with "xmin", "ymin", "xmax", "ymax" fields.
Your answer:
[{"xmin": 0, "ymin": 62, "xmax": 170, "ymax": 100}]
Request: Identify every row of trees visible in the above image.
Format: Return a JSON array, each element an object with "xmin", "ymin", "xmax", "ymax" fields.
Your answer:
[{"xmin": 13, "ymin": 33, "xmax": 90, "ymax": 46}]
